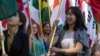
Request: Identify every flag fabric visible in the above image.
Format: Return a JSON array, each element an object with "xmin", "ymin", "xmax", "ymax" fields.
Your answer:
[
  {"xmin": 90, "ymin": 0, "xmax": 100, "ymax": 23},
  {"xmin": 50, "ymin": 0, "xmax": 60, "ymax": 27},
  {"xmin": 16, "ymin": 0, "xmax": 24, "ymax": 10},
  {"xmin": 32, "ymin": 0, "xmax": 50, "ymax": 25},
  {"xmin": 82, "ymin": 1, "xmax": 96, "ymax": 47},
  {"xmin": 65, "ymin": 0, "xmax": 70, "ymax": 9},
  {"xmin": 2, "ymin": 20, "xmax": 7, "ymax": 30},
  {"xmin": 0, "ymin": 0, "xmax": 17, "ymax": 20},
  {"xmin": 16, "ymin": 0, "xmax": 43, "ymax": 35},
  {"xmin": 16, "ymin": 0, "xmax": 29, "ymax": 32},
  {"xmin": 50, "ymin": 0, "xmax": 66, "ymax": 30}
]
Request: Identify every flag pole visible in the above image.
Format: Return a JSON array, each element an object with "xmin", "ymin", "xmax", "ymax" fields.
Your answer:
[
  {"xmin": 38, "ymin": 0, "xmax": 46, "ymax": 55},
  {"xmin": 47, "ymin": 0, "xmax": 51, "ymax": 21},
  {"xmin": 0, "ymin": 21, "xmax": 6, "ymax": 54},
  {"xmin": 38, "ymin": 0, "xmax": 43, "ymax": 35},
  {"xmin": 47, "ymin": 0, "xmax": 63, "ymax": 56},
  {"xmin": 96, "ymin": 23, "xmax": 100, "ymax": 50},
  {"xmin": 26, "ymin": 0, "xmax": 36, "ymax": 56}
]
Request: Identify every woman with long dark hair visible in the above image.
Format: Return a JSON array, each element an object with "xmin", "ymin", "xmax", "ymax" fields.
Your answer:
[
  {"xmin": 42, "ymin": 21, "xmax": 51, "ymax": 52},
  {"xmin": 50, "ymin": 7, "xmax": 89, "ymax": 56}
]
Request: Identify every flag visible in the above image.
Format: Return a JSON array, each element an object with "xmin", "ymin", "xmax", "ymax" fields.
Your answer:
[
  {"xmin": 50, "ymin": 0, "xmax": 66, "ymax": 30},
  {"xmin": 1, "ymin": 20, "xmax": 7, "ymax": 30},
  {"xmin": 32, "ymin": 0, "xmax": 50, "ymax": 25},
  {"xmin": 82, "ymin": 1, "xmax": 96, "ymax": 47},
  {"xmin": 16, "ymin": 0, "xmax": 24, "ymax": 10},
  {"xmin": 90, "ymin": 0, "xmax": 100, "ymax": 23},
  {"xmin": 0, "ymin": 0, "xmax": 17, "ymax": 20},
  {"xmin": 50, "ymin": 0, "xmax": 60, "ymax": 27},
  {"xmin": 65, "ymin": 0, "xmax": 70, "ymax": 9}
]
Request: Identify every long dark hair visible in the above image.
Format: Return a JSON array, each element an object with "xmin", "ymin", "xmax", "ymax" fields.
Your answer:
[
  {"xmin": 42, "ymin": 21, "xmax": 51, "ymax": 35},
  {"xmin": 17, "ymin": 10, "xmax": 26, "ymax": 32},
  {"xmin": 63, "ymin": 7, "xmax": 87, "ymax": 31}
]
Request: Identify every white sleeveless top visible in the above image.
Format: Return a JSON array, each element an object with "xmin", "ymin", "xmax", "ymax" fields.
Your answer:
[{"xmin": 61, "ymin": 31, "xmax": 75, "ymax": 48}]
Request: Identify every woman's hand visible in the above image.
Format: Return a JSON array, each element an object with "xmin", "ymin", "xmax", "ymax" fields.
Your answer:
[
  {"xmin": 95, "ymin": 50, "xmax": 100, "ymax": 56},
  {"xmin": 50, "ymin": 47, "xmax": 61, "ymax": 52},
  {"xmin": 53, "ymin": 20, "xmax": 59, "ymax": 28},
  {"xmin": 0, "ymin": 34, "xmax": 5, "ymax": 41},
  {"xmin": 49, "ymin": 52, "xmax": 56, "ymax": 56}
]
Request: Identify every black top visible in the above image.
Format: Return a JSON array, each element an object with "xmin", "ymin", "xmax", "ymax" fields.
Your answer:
[{"xmin": 0, "ymin": 30, "xmax": 29, "ymax": 56}]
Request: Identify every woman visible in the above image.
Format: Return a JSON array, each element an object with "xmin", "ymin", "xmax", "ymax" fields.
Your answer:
[
  {"xmin": 50, "ymin": 7, "xmax": 89, "ymax": 56},
  {"xmin": 42, "ymin": 21, "xmax": 51, "ymax": 52},
  {"xmin": 0, "ymin": 10, "xmax": 29, "ymax": 56},
  {"xmin": 29, "ymin": 23, "xmax": 46, "ymax": 56}
]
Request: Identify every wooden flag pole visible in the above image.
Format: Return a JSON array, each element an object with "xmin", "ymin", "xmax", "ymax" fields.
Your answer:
[
  {"xmin": 38, "ymin": 0, "xmax": 46, "ymax": 55},
  {"xmin": 96, "ymin": 23, "xmax": 100, "ymax": 50},
  {"xmin": 0, "ymin": 21, "xmax": 6, "ymax": 54},
  {"xmin": 47, "ymin": 0, "xmax": 51, "ymax": 21},
  {"xmin": 47, "ymin": 0, "xmax": 63, "ymax": 56},
  {"xmin": 26, "ymin": 0, "xmax": 36, "ymax": 56}
]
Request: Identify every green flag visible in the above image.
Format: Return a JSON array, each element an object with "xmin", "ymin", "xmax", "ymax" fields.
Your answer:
[
  {"xmin": 32, "ymin": 0, "xmax": 50, "ymax": 24},
  {"xmin": 0, "ymin": 0, "xmax": 17, "ymax": 20}
]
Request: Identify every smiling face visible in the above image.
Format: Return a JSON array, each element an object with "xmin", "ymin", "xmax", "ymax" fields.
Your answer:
[
  {"xmin": 32, "ymin": 24, "xmax": 38, "ymax": 35},
  {"xmin": 43, "ymin": 23, "xmax": 51, "ymax": 35},
  {"xmin": 66, "ymin": 9, "xmax": 76, "ymax": 25}
]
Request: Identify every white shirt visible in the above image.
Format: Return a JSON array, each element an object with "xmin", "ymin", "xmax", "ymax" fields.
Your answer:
[{"xmin": 61, "ymin": 31, "xmax": 75, "ymax": 48}]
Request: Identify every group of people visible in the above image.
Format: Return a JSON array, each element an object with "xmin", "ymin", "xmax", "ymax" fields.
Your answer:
[{"xmin": 0, "ymin": 7, "xmax": 99, "ymax": 56}]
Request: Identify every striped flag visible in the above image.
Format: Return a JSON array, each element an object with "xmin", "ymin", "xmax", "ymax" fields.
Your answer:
[
  {"xmin": 19, "ymin": 0, "xmax": 50, "ymax": 35},
  {"xmin": 32, "ymin": 0, "xmax": 50, "ymax": 25},
  {"xmin": 50, "ymin": 0, "xmax": 60, "ymax": 27}
]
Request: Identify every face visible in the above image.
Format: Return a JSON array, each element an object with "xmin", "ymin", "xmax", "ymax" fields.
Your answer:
[
  {"xmin": 32, "ymin": 24, "xmax": 38, "ymax": 35},
  {"xmin": 43, "ymin": 24, "xmax": 51, "ymax": 34},
  {"xmin": 66, "ymin": 9, "xmax": 76, "ymax": 25},
  {"xmin": 7, "ymin": 13, "xmax": 22, "ymax": 28}
]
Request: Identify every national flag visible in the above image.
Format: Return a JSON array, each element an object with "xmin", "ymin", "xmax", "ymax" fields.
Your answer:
[
  {"xmin": 50, "ymin": 0, "xmax": 60, "ymax": 27},
  {"xmin": 16, "ymin": 0, "xmax": 29, "ymax": 32},
  {"xmin": 0, "ymin": 0, "xmax": 17, "ymax": 20},
  {"xmin": 50, "ymin": 0, "xmax": 66, "ymax": 30},
  {"xmin": 90, "ymin": 0, "xmax": 100, "ymax": 23},
  {"xmin": 32, "ymin": 0, "xmax": 50, "ymax": 25},
  {"xmin": 82, "ymin": 1, "xmax": 96, "ymax": 47}
]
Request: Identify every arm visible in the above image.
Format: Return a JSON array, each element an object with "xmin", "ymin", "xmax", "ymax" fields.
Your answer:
[
  {"xmin": 51, "ymin": 42, "xmax": 83, "ymax": 54},
  {"xmin": 47, "ymin": 28, "xmax": 58, "ymax": 46},
  {"xmin": 60, "ymin": 42, "xmax": 83, "ymax": 54},
  {"xmin": 47, "ymin": 20, "xmax": 59, "ymax": 45},
  {"xmin": 51, "ymin": 30, "xmax": 89, "ymax": 54}
]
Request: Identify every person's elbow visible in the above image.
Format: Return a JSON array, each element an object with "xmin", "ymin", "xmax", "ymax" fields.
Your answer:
[{"xmin": 74, "ymin": 42, "xmax": 83, "ymax": 53}]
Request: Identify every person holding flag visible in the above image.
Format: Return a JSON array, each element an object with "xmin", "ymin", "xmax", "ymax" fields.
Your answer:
[
  {"xmin": 42, "ymin": 21, "xmax": 51, "ymax": 53},
  {"xmin": 49, "ymin": 7, "xmax": 89, "ymax": 56},
  {"xmin": 0, "ymin": 10, "xmax": 29, "ymax": 56},
  {"xmin": 28, "ymin": 22, "xmax": 46, "ymax": 56}
]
